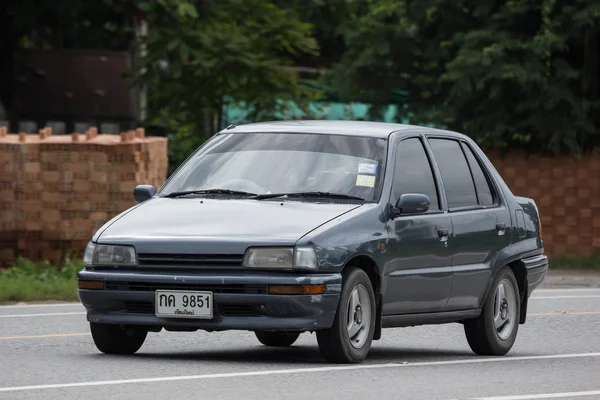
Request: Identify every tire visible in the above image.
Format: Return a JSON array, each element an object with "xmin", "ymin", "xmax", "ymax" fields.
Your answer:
[
  {"xmin": 90, "ymin": 323, "xmax": 148, "ymax": 355},
  {"xmin": 464, "ymin": 267, "xmax": 520, "ymax": 356},
  {"xmin": 255, "ymin": 331, "xmax": 300, "ymax": 347},
  {"xmin": 316, "ymin": 266, "xmax": 376, "ymax": 363}
]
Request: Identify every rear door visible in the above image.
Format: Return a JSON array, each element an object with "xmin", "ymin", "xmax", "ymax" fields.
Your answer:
[
  {"xmin": 427, "ymin": 137, "xmax": 511, "ymax": 310},
  {"xmin": 383, "ymin": 136, "xmax": 454, "ymax": 315}
]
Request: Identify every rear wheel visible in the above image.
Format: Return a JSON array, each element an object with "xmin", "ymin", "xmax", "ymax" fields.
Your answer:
[
  {"xmin": 90, "ymin": 323, "xmax": 148, "ymax": 355},
  {"xmin": 316, "ymin": 266, "xmax": 376, "ymax": 363},
  {"xmin": 254, "ymin": 331, "xmax": 300, "ymax": 347},
  {"xmin": 464, "ymin": 267, "xmax": 520, "ymax": 355}
]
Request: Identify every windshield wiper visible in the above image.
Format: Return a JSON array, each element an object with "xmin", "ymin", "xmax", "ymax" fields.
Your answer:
[
  {"xmin": 253, "ymin": 191, "xmax": 364, "ymax": 201},
  {"xmin": 163, "ymin": 189, "xmax": 257, "ymax": 198}
]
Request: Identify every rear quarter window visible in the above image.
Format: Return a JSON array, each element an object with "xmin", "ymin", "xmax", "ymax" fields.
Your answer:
[
  {"xmin": 461, "ymin": 143, "xmax": 495, "ymax": 206},
  {"xmin": 428, "ymin": 138, "xmax": 478, "ymax": 209}
]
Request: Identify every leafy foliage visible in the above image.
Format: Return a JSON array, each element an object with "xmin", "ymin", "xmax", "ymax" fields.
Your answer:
[
  {"xmin": 135, "ymin": 0, "xmax": 320, "ymax": 170},
  {"xmin": 0, "ymin": 258, "xmax": 81, "ymax": 302},
  {"xmin": 4, "ymin": 0, "xmax": 600, "ymax": 158},
  {"xmin": 3, "ymin": 0, "xmax": 322, "ymax": 171},
  {"xmin": 2, "ymin": 257, "xmax": 81, "ymax": 279},
  {"xmin": 549, "ymin": 251, "xmax": 600, "ymax": 269},
  {"xmin": 332, "ymin": 0, "xmax": 600, "ymax": 154}
]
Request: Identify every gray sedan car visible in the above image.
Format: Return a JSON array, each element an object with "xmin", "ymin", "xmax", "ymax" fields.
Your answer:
[{"xmin": 77, "ymin": 120, "xmax": 548, "ymax": 363}]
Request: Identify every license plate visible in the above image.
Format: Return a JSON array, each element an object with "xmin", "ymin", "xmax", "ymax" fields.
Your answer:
[{"xmin": 155, "ymin": 290, "xmax": 213, "ymax": 319}]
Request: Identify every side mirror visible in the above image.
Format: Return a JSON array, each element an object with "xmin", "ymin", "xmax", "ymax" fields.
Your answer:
[
  {"xmin": 134, "ymin": 184, "xmax": 157, "ymax": 203},
  {"xmin": 392, "ymin": 193, "xmax": 430, "ymax": 217}
]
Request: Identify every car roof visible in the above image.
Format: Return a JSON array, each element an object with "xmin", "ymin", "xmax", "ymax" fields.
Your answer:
[{"xmin": 224, "ymin": 120, "xmax": 468, "ymax": 140}]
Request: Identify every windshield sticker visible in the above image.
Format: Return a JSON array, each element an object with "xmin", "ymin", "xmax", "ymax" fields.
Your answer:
[
  {"xmin": 357, "ymin": 163, "xmax": 377, "ymax": 175},
  {"xmin": 356, "ymin": 174, "xmax": 376, "ymax": 188}
]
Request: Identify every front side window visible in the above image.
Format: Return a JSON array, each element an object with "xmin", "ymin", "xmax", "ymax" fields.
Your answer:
[
  {"xmin": 428, "ymin": 138, "xmax": 478, "ymax": 209},
  {"xmin": 160, "ymin": 133, "xmax": 387, "ymax": 201},
  {"xmin": 392, "ymin": 138, "xmax": 440, "ymax": 211}
]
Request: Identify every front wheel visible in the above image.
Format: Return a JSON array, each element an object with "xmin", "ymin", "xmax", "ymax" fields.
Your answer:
[
  {"xmin": 255, "ymin": 331, "xmax": 300, "ymax": 347},
  {"xmin": 90, "ymin": 323, "xmax": 148, "ymax": 355},
  {"xmin": 316, "ymin": 266, "xmax": 376, "ymax": 363},
  {"xmin": 464, "ymin": 267, "xmax": 520, "ymax": 355}
]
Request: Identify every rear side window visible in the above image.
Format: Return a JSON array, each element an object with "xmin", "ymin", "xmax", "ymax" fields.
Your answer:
[
  {"xmin": 428, "ymin": 138, "xmax": 477, "ymax": 209},
  {"xmin": 392, "ymin": 138, "xmax": 439, "ymax": 211},
  {"xmin": 462, "ymin": 143, "xmax": 495, "ymax": 205}
]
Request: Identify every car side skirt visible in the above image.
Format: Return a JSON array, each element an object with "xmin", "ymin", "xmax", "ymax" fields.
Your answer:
[{"xmin": 381, "ymin": 309, "xmax": 481, "ymax": 328}]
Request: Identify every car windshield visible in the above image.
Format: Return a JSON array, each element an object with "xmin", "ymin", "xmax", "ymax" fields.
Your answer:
[{"xmin": 160, "ymin": 132, "xmax": 387, "ymax": 201}]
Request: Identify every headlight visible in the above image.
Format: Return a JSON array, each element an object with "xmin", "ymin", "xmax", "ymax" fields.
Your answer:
[
  {"xmin": 83, "ymin": 242, "xmax": 96, "ymax": 266},
  {"xmin": 83, "ymin": 242, "xmax": 137, "ymax": 266},
  {"xmin": 242, "ymin": 246, "xmax": 317, "ymax": 271},
  {"xmin": 243, "ymin": 247, "xmax": 294, "ymax": 269}
]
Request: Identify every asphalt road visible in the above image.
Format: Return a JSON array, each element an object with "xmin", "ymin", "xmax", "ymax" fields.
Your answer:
[{"xmin": 1, "ymin": 288, "xmax": 600, "ymax": 400}]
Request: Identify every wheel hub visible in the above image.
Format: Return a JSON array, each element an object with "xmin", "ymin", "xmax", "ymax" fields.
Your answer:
[
  {"xmin": 500, "ymin": 300, "xmax": 508, "ymax": 320},
  {"xmin": 354, "ymin": 305, "xmax": 363, "ymax": 325}
]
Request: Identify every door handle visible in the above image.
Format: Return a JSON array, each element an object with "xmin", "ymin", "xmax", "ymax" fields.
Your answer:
[
  {"xmin": 496, "ymin": 222, "xmax": 506, "ymax": 236},
  {"xmin": 438, "ymin": 228, "xmax": 449, "ymax": 241}
]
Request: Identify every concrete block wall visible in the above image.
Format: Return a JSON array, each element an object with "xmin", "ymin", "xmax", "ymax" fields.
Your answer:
[
  {"xmin": 0, "ymin": 126, "xmax": 167, "ymax": 264},
  {"xmin": 488, "ymin": 150, "xmax": 600, "ymax": 257}
]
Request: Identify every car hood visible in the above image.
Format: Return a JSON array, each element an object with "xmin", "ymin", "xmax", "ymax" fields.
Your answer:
[{"xmin": 96, "ymin": 197, "xmax": 363, "ymax": 254}]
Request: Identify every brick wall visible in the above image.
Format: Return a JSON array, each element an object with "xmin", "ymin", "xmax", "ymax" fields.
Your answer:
[
  {"xmin": 0, "ymin": 127, "xmax": 167, "ymax": 264},
  {"xmin": 487, "ymin": 150, "xmax": 600, "ymax": 257}
]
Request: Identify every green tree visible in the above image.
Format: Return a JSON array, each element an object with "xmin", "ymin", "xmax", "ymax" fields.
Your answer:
[
  {"xmin": 135, "ymin": 0, "xmax": 320, "ymax": 171},
  {"xmin": 333, "ymin": 0, "xmax": 600, "ymax": 154},
  {"xmin": 279, "ymin": 0, "xmax": 357, "ymax": 69}
]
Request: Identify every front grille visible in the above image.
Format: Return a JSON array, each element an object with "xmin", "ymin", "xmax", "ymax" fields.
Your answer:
[
  {"xmin": 219, "ymin": 304, "xmax": 261, "ymax": 317},
  {"xmin": 125, "ymin": 301, "xmax": 154, "ymax": 314},
  {"xmin": 105, "ymin": 281, "xmax": 267, "ymax": 294},
  {"xmin": 136, "ymin": 253, "xmax": 244, "ymax": 269}
]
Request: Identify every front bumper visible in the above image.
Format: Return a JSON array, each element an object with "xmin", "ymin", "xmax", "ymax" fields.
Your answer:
[{"xmin": 77, "ymin": 270, "xmax": 342, "ymax": 331}]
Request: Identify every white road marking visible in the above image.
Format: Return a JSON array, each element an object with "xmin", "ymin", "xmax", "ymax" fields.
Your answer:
[
  {"xmin": 475, "ymin": 389, "xmax": 600, "ymax": 399},
  {"xmin": 536, "ymin": 288, "xmax": 600, "ymax": 292},
  {"xmin": 528, "ymin": 311, "xmax": 600, "ymax": 317},
  {"xmin": 530, "ymin": 295, "xmax": 600, "ymax": 299},
  {"xmin": 0, "ymin": 312, "xmax": 85, "ymax": 318},
  {"xmin": 0, "ymin": 333, "xmax": 89, "ymax": 341},
  {"xmin": 0, "ymin": 303, "xmax": 82, "ymax": 309},
  {"xmin": 1, "ymin": 352, "xmax": 599, "ymax": 393}
]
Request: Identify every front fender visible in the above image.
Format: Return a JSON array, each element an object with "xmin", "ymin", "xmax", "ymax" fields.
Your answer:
[{"xmin": 296, "ymin": 203, "xmax": 388, "ymax": 277}]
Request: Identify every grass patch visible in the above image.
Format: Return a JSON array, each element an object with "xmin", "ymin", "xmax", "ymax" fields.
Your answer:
[
  {"xmin": 0, "ymin": 258, "xmax": 81, "ymax": 303},
  {"xmin": 548, "ymin": 253, "xmax": 600, "ymax": 270}
]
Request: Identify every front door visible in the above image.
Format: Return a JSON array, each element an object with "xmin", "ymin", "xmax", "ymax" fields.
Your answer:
[{"xmin": 383, "ymin": 137, "xmax": 454, "ymax": 315}]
